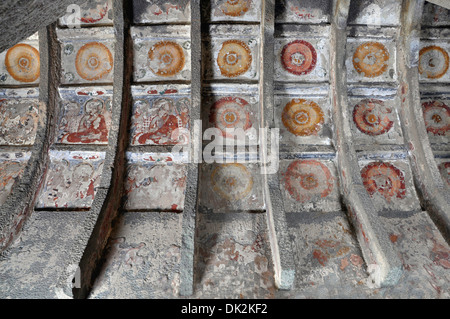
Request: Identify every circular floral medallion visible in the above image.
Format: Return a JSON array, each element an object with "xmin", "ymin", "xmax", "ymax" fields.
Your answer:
[
  {"xmin": 282, "ymin": 99, "xmax": 324, "ymax": 137},
  {"xmin": 5, "ymin": 44, "xmax": 40, "ymax": 83},
  {"xmin": 75, "ymin": 42, "xmax": 113, "ymax": 81},
  {"xmin": 148, "ymin": 41, "xmax": 185, "ymax": 77},
  {"xmin": 281, "ymin": 40, "xmax": 317, "ymax": 76},
  {"xmin": 353, "ymin": 99, "xmax": 394, "ymax": 136},
  {"xmin": 209, "ymin": 97, "xmax": 252, "ymax": 138},
  {"xmin": 361, "ymin": 162, "xmax": 406, "ymax": 201},
  {"xmin": 419, "ymin": 45, "xmax": 449, "ymax": 79},
  {"xmin": 217, "ymin": 40, "xmax": 252, "ymax": 78},
  {"xmin": 422, "ymin": 100, "xmax": 450, "ymax": 136},
  {"xmin": 353, "ymin": 42, "xmax": 390, "ymax": 78}
]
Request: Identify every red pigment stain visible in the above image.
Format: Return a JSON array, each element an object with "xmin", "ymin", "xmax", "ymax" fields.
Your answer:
[
  {"xmin": 390, "ymin": 234, "xmax": 399, "ymax": 243},
  {"xmin": 313, "ymin": 249, "xmax": 328, "ymax": 266}
]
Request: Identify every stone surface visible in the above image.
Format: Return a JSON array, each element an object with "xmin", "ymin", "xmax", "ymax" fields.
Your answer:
[
  {"xmin": 89, "ymin": 212, "xmax": 183, "ymax": 299},
  {"xmin": 0, "ymin": 211, "xmax": 90, "ymax": 299}
]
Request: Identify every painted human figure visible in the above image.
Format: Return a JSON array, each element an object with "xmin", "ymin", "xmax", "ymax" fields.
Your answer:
[
  {"xmin": 135, "ymin": 97, "xmax": 189, "ymax": 145},
  {"xmin": 66, "ymin": 98, "xmax": 108, "ymax": 144}
]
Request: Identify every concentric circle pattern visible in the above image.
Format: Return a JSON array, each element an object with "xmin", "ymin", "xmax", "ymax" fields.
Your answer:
[
  {"xmin": 281, "ymin": 40, "xmax": 317, "ymax": 76},
  {"xmin": 148, "ymin": 41, "xmax": 185, "ymax": 77},
  {"xmin": 282, "ymin": 99, "xmax": 324, "ymax": 136},
  {"xmin": 75, "ymin": 42, "xmax": 113, "ymax": 81},
  {"xmin": 283, "ymin": 160, "xmax": 334, "ymax": 203},
  {"xmin": 217, "ymin": 40, "xmax": 252, "ymax": 78},
  {"xmin": 220, "ymin": 0, "xmax": 252, "ymax": 17},
  {"xmin": 422, "ymin": 100, "xmax": 450, "ymax": 136},
  {"xmin": 5, "ymin": 44, "xmax": 40, "ymax": 83},
  {"xmin": 361, "ymin": 162, "xmax": 406, "ymax": 201},
  {"xmin": 353, "ymin": 99, "xmax": 394, "ymax": 136},
  {"xmin": 419, "ymin": 46, "xmax": 449, "ymax": 79},
  {"xmin": 209, "ymin": 97, "xmax": 252, "ymax": 138},
  {"xmin": 211, "ymin": 163, "xmax": 254, "ymax": 201},
  {"xmin": 353, "ymin": 42, "xmax": 390, "ymax": 78}
]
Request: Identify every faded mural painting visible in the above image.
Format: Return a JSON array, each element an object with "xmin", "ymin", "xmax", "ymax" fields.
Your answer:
[
  {"xmin": 56, "ymin": 87, "xmax": 112, "ymax": 145},
  {"xmin": 36, "ymin": 151, "xmax": 105, "ymax": 209}
]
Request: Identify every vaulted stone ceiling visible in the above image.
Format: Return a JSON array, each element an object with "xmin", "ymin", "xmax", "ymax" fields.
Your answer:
[{"xmin": 0, "ymin": 0, "xmax": 449, "ymax": 299}]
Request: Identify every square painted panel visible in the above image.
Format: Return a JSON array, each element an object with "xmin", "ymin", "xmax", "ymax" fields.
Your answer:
[
  {"xmin": 0, "ymin": 33, "xmax": 40, "ymax": 86},
  {"xmin": 435, "ymin": 157, "xmax": 450, "ymax": 189},
  {"xmin": 204, "ymin": 0, "xmax": 261, "ymax": 22},
  {"xmin": 422, "ymin": 2, "xmax": 450, "ymax": 27},
  {"xmin": 199, "ymin": 162, "xmax": 265, "ymax": 212},
  {"xmin": 59, "ymin": 0, "xmax": 114, "ymax": 27},
  {"xmin": 279, "ymin": 158, "xmax": 341, "ymax": 213},
  {"xmin": 130, "ymin": 85, "xmax": 190, "ymax": 146},
  {"xmin": 56, "ymin": 87, "xmax": 113, "ymax": 145},
  {"xmin": 132, "ymin": 0, "xmax": 191, "ymax": 24},
  {"xmin": 58, "ymin": 28, "xmax": 115, "ymax": 85},
  {"xmin": 203, "ymin": 25, "xmax": 260, "ymax": 81},
  {"xmin": 274, "ymin": 26, "xmax": 330, "ymax": 83},
  {"xmin": 358, "ymin": 155, "xmax": 421, "ymax": 212},
  {"xmin": 275, "ymin": 0, "xmax": 331, "ymax": 24},
  {"xmin": 346, "ymin": 38, "xmax": 397, "ymax": 83},
  {"xmin": 132, "ymin": 25, "xmax": 191, "ymax": 82},
  {"xmin": 124, "ymin": 152, "xmax": 187, "ymax": 211},
  {"xmin": 420, "ymin": 96, "xmax": 450, "ymax": 145},
  {"xmin": 36, "ymin": 151, "xmax": 105, "ymax": 209},
  {"xmin": 348, "ymin": 90, "xmax": 404, "ymax": 146},
  {"xmin": 0, "ymin": 88, "xmax": 40, "ymax": 146},
  {"xmin": 275, "ymin": 85, "xmax": 332, "ymax": 146},
  {"xmin": 348, "ymin": 0, "xmax": 402, "ymax": 27},
  {"xmin": 202, "ymin": 84, "xmax": 260, "ymax": 146},
  {"xmin": 0, "ymin": 152, "xmax": 30, "ymax": 206},
  {"xmin": 418, "ymin": 40, "xmax": 450, "ymax": 83}
]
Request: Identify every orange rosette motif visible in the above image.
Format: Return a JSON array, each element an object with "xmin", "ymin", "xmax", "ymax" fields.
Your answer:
[
  {"xmin": 419, "ymin": 45, "xmax": 449, "ymax": 79},
  {"xmin": 148, "ymin": 41, "xmax": 186, "ymax": 77},
  {"xmin": 5, "ymin": 44, "xmax": 40, "ymax": 83},
  {"xmin": 282, "ymin": 99, "xmax": 324, "ymax": 137},
  {"xmin": 75, "ymin": 42, "xmax": 113, "ymax": 81},
  {"xmin": 353, "ymin": 42, "xmax": 390, "ymax": 78},
  {"xmin": 217, "ymin": 40, "xmax": 252, "ymax": 78}
]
